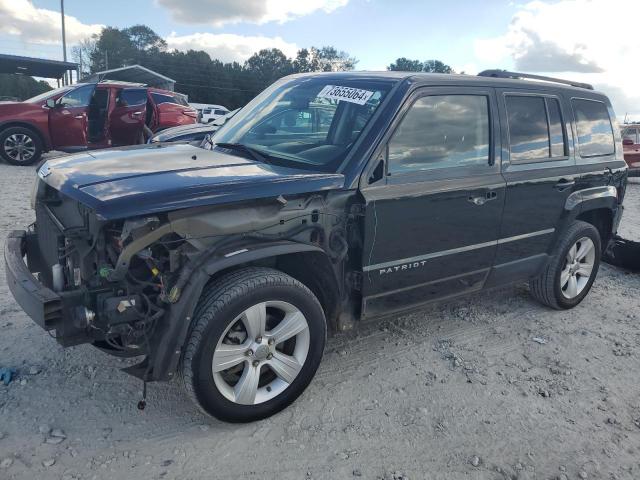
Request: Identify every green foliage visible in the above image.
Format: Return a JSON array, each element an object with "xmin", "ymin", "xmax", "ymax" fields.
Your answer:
[
  {"xmin": 422, "ymin": 59, "xmax": 454, "ymax": 74},
  {"xmin": 0, "ymin": 74, "xmax": 52, "ymax": 101},
  {"xmin": 388, "ymin": 57, "xmax": 423, "ymax": 72},
  {"xmin": 123, "ymin": 25, "xmax": 167, "ymax": 53},
  {"xmin": 244, "ymin": 48, "xmax": 294, "ymax": 85},
  {"xmin": 79, "ymin": 25, "xmax": 358, "ymax": 109},
  {"xmin": 387, "ymin": 58, "xmax": 454, "ymax": 74}
]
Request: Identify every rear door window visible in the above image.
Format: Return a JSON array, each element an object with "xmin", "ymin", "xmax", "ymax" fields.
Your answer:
[
  {"xmin": 505, "ymin": 95, "xmax": 567, "ymax": 163},
  {"xmin": 571, "ymin": 99, "xmax": 615, "ymax": 157},
  {"xmin": 118, "ymin": 88, "xmax": 147, "ymax": 107}
]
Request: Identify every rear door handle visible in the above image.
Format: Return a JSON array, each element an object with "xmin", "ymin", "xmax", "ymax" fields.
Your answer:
[
  {"xmin": 74, "ymin": 115, "xmax": 84, "ymax": 119},
  {"xmin": 554, "ymin": 179, "xmax": 575, "ymax": 191},
  {"xmin": 468, "ymin": 191, "xmax": 498, "ymax": 206}
]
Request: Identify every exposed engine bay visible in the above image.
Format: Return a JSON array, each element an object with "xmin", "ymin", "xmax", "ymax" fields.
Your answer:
[{"xmin": 29, "ymin": 180, "xmax": 354, "ymax": 375}]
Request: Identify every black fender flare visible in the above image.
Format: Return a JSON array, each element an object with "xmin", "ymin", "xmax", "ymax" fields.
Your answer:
[
  {"xmin": 548, "ymin": 185, "xmax": 620, "ymax": 252},
  {"xmin": 148, "ymin": 241, "xmax": 327, "ymax": 381},
  {"xmin": 564, "ymin": 185, "xmax": 618, "ymax": 215}
]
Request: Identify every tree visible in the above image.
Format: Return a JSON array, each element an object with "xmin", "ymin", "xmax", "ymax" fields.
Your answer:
[
  {"xmin": 244, "ymin": 48, "xmax": 293, "ymax": 85},
  {"xmin": 71, "ymin": 37, "xmax": 97, "ymax": 77},
  {"xmin": 76, "ymin": 25, "xmax": 359, "ymax": 109},
  {"xmin": 387, "ymin": 57, "xmax": 423, "ymax": 72},
  {"xmin": 387, "ymin": 58, "xmax": 454, "ymax": 74},
  {"xmin": 0, "ymin": 74, "xmax": 51, "ymax": 101},
  {"xmin": 90, "ymin": 27, "xmax": 137, "ymax": 71},
  {"xmin": 422, "ymin": 59, "xmax": 454, "ymax": 74},
  {"xmin": 124, "ymin": 25, "xmax": 167, "ymax": 53},
  {"xmin": 293, "ymin": 48, "xmax": 315, "ymax": 73},
  {"xmin": 310, "ymin": 46, "xmax": 357, "ymax": 72}
]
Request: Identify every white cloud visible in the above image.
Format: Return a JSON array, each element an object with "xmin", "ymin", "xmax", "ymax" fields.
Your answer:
[
  {"xmin": 0, "ymin": 0, "xmax": 300, "ymax": 66},
  {"xmin": 475, "ymin": 0, "xmax": 640, "ymax": 118},
  {"xmin": 156, "ymin": 0, "xmax": 348, "ymax": 26},
  {"xmin": 166, "ymin": 32, "xmax": 298, "ymax": 63},
  {"xmin": 0, "ymin": 0, "xmax": 103, "ymax": 45}
]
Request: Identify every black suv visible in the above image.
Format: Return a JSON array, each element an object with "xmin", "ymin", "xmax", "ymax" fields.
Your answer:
[{"xmin": 5, "ymin": 70, "xmax": 628, "ymax": 422}]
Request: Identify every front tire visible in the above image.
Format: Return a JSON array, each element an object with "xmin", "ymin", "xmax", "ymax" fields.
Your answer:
[
  {"xmin": 180, "ymin": 267, "xmax": 327, "ymax": 422},
  {"xmin": 0, "ymin": 127, "xmax": 43, "ymax": 166},
  {"xmin": 530, "ymin": 221, "xmax": 601, "ymax": 309}
]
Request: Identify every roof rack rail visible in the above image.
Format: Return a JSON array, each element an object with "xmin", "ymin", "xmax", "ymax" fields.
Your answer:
[
  {"xmin": 477, "ymin": 69, "xmax": 594, "ymax": 90},
  {"xmin": 97, "ymin": 79, "xmax": 147, "ymax": 87}
]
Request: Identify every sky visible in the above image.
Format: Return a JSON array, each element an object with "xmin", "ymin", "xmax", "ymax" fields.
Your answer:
[{"xmin": 1, "ymin": 0, "xmax": 639, "ymax": 119}]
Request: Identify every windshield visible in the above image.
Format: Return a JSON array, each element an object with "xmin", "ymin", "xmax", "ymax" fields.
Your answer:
[
  {"xmin": 214, "ymin": 76, "xmax": 392, "ymax": 171},
  {"xmin": 24, "ymin": 87, "xmax": 71, "ymax": 104}
]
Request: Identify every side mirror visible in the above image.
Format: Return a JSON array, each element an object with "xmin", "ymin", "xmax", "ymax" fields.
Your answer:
[
  {"xmin": 201, "ymin": 133, "xmax": 215, "ymax": 150},
  {"xmin": 45, "ymin": 98, "xmax": 57, "ymax": 109},
  {"xmin": 622, "ymin": 138, "xmax": 634, "ymax": 146}
]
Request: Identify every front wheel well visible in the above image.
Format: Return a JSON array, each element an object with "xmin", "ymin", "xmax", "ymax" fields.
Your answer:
[
  {"xmin": 0, "ymin": 122, "xmax": 47, "ymax": 150},
  {"xmin": 207, "ymin": 251, "xmax": 342, "ymax": 331},
  {"xmin": 575, "ymin": 208, "xmax": 613, "ymax": 250}
]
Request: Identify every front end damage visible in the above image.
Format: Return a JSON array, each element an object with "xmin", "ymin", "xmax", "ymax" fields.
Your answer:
[{"xmin": 6, "ymin": 179, "xmax": 355, "ymax": 382}]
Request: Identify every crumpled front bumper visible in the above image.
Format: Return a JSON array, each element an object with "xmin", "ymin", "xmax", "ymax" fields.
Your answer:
[{"xmin": 4, "ymin": 230, "xmax": 62, "ymax": 330}]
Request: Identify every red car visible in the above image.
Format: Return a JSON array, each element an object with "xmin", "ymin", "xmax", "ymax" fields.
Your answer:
[
  {"xmin": 621, "ymin": 124, "xmax": 640, "ymax": 177},
  {"xmin": 0, "ymin": 81, "xmax": 197, "ymax": 165}
]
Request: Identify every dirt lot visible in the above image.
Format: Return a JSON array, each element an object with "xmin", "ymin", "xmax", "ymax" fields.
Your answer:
[{"xmin": 0, "ymin": 162, "xmax": 639, "ymax": 480}]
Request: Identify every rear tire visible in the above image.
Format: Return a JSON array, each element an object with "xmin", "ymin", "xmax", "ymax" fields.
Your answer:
[
  {"xmin": 530, "ymin": 221, "xmax": 601, "ymax": 310},
  {"xmin": 0, "ymin": 126, "xmax": 43, "ymax": 166},
  {"xmin": 180, "ymin": 267, "xmax": 326, "ymax": 422}
]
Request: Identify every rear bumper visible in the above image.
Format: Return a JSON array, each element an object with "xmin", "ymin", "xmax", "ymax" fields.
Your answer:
[
  {"xmin": 4, "ymin": 230, "xmax": 62, "ymax": 330},
  {"xmin": 612, "ymin": 205, "xmax": 624, "ymax": 237}
]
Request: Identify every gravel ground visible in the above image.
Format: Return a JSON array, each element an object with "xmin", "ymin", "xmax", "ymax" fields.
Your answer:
[{"xmin": 0, "ymin": 162, "xmax": 639, "ymax": 480}]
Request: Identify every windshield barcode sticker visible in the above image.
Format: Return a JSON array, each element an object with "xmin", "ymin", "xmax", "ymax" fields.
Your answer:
[{"xmin": 317, "ymin": 85, "xmax": 375, "ymax": 105}]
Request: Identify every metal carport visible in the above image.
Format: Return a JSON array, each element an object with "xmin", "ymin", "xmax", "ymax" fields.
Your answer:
[
  {"xmin": 81, "ymin": 65, "xmax": 176, "ymax": 91},
  {"xmin": 0, "ymin": 54, "xmax": 78, "ymax": 85}
]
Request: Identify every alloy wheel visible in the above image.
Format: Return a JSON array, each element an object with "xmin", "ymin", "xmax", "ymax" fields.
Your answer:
[
  {"xmin": 560, "ymin": 237, "xmax": 596, "ymax": 299},
  {"xmin": 212, "ymin": 301, "xmax": 310, "ymax": 405},
  {"xmin": 3, "ymin": 133, "xmax": 36, "ymax": 163}
]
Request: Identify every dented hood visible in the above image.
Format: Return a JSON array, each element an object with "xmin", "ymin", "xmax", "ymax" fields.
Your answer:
[{"xmin": 39, "ymin": 144, "xmax": 345, "ymax": 220}]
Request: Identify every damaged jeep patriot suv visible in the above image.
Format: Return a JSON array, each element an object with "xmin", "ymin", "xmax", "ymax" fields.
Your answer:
[{"xmin": 5, "ymin": 70, "xmax": 627, "ymax": 422}]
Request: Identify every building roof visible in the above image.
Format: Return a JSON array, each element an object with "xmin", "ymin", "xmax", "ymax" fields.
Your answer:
[
  {"xmin": 82, "ymin": 65, "xmax": 175, "ymax": 91},
  {"xmin": 0, "ymin": 54, "xmax": 77, "ymax": 79}
]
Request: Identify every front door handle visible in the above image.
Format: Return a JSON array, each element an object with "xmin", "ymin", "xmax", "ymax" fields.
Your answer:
[
  {"xmin": 555, "ymin": 179, "xmax": 575, "ymax": 191},
  {"xmin": 468, "ymin": 191, "xmax": 498, "ymax": 206},
  {"xmin": 74, "ymin": 115, "xmax": 85, "ymax": 119}
]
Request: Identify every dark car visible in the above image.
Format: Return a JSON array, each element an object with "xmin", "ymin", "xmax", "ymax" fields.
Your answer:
[
  {"xmin": 0, "ymin": 81, "xmax": 197, "ymax": 166},
  {"xmin": 621, "ymin": 124, "xmax": 640, "ymax": 176},
  {"xmin": 5, "ymin": 70, "xmax": 628, "ymax": 422},
  {"xmin": 148, "ymin": 109, "xmax": 239, "ymax": 145}
]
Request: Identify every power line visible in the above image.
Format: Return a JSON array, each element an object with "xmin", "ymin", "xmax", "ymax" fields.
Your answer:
[{"xmin": 173, "ymin": 82, "xmax": 260, "ymax": 93}]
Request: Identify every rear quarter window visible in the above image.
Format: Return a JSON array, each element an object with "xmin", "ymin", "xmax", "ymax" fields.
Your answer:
[
  {"xmin": 152, "ymin": 92, "xmax": 189, "ymax": 107},
  {"xmin": 571, "ymin": 98, "xmax": 615, "ymax": 157}
]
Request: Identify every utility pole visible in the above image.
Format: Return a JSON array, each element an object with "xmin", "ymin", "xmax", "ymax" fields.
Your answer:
[{"xmin": 60, "ymin": 0, "xmax": 68, "ymax": 85}]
